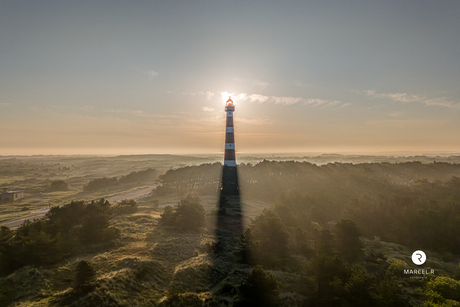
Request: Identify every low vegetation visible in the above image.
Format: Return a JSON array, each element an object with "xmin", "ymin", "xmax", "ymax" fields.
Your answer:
[
  {"xmin": 49, "ymin": 179, "xmax": 69, "ymax": 191},
  {"xmin": 235, "ymin": 266, "xmax": 281, "ymax": 307}
]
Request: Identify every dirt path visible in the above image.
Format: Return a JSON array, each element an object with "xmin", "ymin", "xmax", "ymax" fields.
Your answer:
[{"xmin": 0, "ymin": 209, "xmax": 50, "ymax": 228}]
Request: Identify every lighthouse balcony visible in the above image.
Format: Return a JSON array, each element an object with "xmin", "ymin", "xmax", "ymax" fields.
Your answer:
[{"xmin": 225, "ymin": 106, "xmax": 235, "ymax": 112}]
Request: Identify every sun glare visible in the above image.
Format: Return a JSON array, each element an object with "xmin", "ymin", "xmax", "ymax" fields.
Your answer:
[{"xmin": 221, "ymin": 91, "xmax": 232, "ymax": 104}]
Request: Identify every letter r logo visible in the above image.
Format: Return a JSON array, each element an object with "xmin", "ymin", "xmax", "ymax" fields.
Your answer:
[{"xmin": 411, "ymin": 250, "xmax": 426, "ymax": 265}]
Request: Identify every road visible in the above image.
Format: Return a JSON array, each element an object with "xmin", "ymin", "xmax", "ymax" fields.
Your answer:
[
  {"xmin": 0, "ymin": 186, "xmax": 155, "ymax": 228},
  {"xmin": 0, "ymin": 209, "xmax": 50, "ymax": 228},
  {"xmin": 105, "ymin": 186, "xmax": 154, "ymax": 202}
]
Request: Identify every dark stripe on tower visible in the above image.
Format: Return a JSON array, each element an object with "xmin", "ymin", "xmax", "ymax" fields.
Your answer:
[
  {"xmin": 225, "ymin": 133, "xmax": 234, "ymax": 144},
  {"xmin": 226, "ymin": 118, "xmax": 233, "ymax": 127},
  {"xmin": 225, "ymin": 149, "xmax": 235, "ymax": 160}
]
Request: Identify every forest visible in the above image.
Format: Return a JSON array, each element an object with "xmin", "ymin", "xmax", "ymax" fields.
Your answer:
[
  {"xmin": 153, "ymin": 160, "xmax": 460, "ymax": 306},
  {"xmin": 156, "ymin": 161, "xmax": 460, "ymax": 255}
]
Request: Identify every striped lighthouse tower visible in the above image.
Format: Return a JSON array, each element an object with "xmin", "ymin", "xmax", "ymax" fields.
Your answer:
[
  {"xmin": 224, "ymin": 97, "xmax": 236, "ymax": 167},
  {"xmin": 221, "ymin": 97, "xmax": 239, "ymax": 196}
]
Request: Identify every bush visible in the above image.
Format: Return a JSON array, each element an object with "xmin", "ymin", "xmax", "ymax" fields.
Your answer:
[
  {"xmin": 160, "ymin": 206, "xmax": 176, "ymax": 226},
  {"xmin": 160, "ymin": 195, "xmax": 205, "ymax": 231},
  {"xmin": 243, "ymin": 209, "xmax": 290, "ymax": 266},
  {"xmin": 236, "ymin": 266, "xmax": 280, "ymax": 307},
  {"xmin": 83, "ymin": 177, "xmax": 118, "ymax": 191},
  {"xmin": 50, "ymin": 180, "xmax": 68, "ymax": 191},
  {"xmin": 74, "ymin": 260, "xmax": 96, "ymax": 292},
  {"xmin": 426, "ymin": 276, "xmax": 460, "ymax": 302},
  {"xmin": 114, "ymin": 199, "xmax": 137, "ymax": 215},
  {"xmin": 335, "ymin": 219, "xmax": 363, "ymax": 262},
  {"xmin": 240, "ymin": 228, "xmax": 255, "ymax": 264},
  {"xmin": 454, "ymin": 263, "xmax": 460, "ymax": 280},
  {"xmin": 0, "ymin": 199, "xmax": 118, "ymax": 275},
  {"xmin": 174, "ymin": 195, "xmax": 205, "ymax": 231},
  {"xmin": 377, "ymin": 274, "xmax": 410, "ymax": 307},
  {"xmin": 386, "ymin": 259, "xmax": 408, "ymax": 277}
]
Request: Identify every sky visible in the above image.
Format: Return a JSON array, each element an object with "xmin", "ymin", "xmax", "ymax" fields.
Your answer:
[{"xmin": 1, "ymin": 0, "xmax": 459, "ymax": 155}]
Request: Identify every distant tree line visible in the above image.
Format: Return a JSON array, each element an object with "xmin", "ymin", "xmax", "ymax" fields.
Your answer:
[
  {"xmin": 83, "ymin": 168, "xmax": 158, "ymax": 191},
  {"xmin": 155, "ymin": 163, "xmax": 221, "ymax": 196}
]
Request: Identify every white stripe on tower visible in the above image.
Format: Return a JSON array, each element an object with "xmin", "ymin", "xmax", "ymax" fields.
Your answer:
[{"xmin": 224, "ymin": 98, "xmax": 236, "ymax": 167}]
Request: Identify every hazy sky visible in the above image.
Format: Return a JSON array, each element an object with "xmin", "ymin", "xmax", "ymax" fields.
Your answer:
[{"xmin": 1, "ymin": 1, "xmax": 459, "ymax": 155}]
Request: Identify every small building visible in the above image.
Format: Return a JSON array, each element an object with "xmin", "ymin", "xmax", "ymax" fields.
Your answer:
[{"xmin": 0, "ymin": 188, "xmax": 24, "ymax": 202}]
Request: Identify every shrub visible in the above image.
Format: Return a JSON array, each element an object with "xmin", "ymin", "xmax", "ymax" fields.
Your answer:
[
  {"xmin": 245, "ymin": 209, "xmax": 290, "ymax": 266},
  {"xmin": 83, "ymin": 177, "xmax": 118, "ymax": 191},
  {"xmin": 426, "ymin": 276, "xmax": 460, "ymax": 302},
  {"xmin": 160, "ymin": 195, "xmax": 205, "ymax": 231},
  {"xmin": 0, "ymin": 199, "xmax": 119, "ymax": 275},
  {"xmin": 80, "ymin": 213, "xmax": 109, "ymax": 244},
  {"xmin": 236, "ymin": 266, "xmax": 280, "ymax": 307},
  {"xmin": 377, "ymin": 274, "xmax": 410, "ymax": 307},
  {"xmin": 240, "ymin": 228, "xmax": 254, "ymax": 264},
  {"xmin": 335, "ymin": 219, "xmax": 363, "ymax": 262},
  {"xmin": 114, "ymin": 199, "xmax": 137, "ymax": 215},
  {"xmin": 50, "ymin": 180, "xmax": 68, "ymax": 191},
  {"xmin": 174, "ymin": 195, "xmax": 205, "ymax": 231},
  {"xmin": 386, "ymin": 259, "xmax": 408, "ymax": 277},
  {"xmin": 160, "ymin": 206, "xmax": 176, "ymax": 226},
  {"xmin": 74, "ymin": 260, "xmax": 96, "ymax": 291},
  {"xmin": 454, "ymin": 263, "xmax": 460, "ymax": 280}
]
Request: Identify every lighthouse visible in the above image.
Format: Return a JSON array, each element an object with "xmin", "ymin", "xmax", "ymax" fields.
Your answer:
[
  {"xmin": 224, "ymin": 97, "xmax": 236, "ymax": 167},
  {"xmin": 217, "ymin": 96, "xmax": 242, "ymax": 239},
  {"xmin": 221, "ymin": 97, "xmax": 239, "ymax": 195}
]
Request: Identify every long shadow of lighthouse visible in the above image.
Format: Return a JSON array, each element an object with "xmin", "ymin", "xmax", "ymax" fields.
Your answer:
[
  {"xmin": 217, "ymin": 165, "xmax": 242, "ymax": 237},
  {"xmin": 208, "ymin": 164, "xmax": 243, "ymax": 296}
]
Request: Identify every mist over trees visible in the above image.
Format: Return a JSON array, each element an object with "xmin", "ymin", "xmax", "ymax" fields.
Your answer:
[
  {"xmin": 153, "ymin": 160, "xmax": 460, "ymax": 305},
  {"xmin": 155, "ymin": 160, "xmax": 460, "ymax": 254},
  {"xmin": 155, "ymin": 163, "xmax": 221, "ymax": 196}
]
